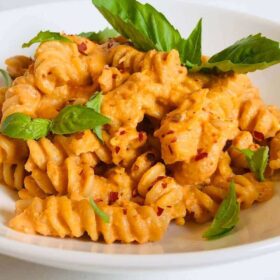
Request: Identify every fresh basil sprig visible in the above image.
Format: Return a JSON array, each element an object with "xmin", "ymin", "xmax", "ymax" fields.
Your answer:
[
  {"xmin": 89, "ymin": 197, "xmax": 110, "ymax": 223},
  {"xmin": 0, "ymin": 113, "xmax": 51, "ymax": 140},
  {"xmin": 203, "ymin": 181, "xmax": 240, "ymax": 240},
  {"xmin": 91, "ymin": 0, "xmax": 202, "ymax": 66},
  {"xmin": 22, "ymin": 31, "xmax": 72, "ymax": 48},
  {"xmin": 79, "ymin": 27, "xmax": 119, "ymax": 44},
  {"xmin": 86, "ymin": 92, "xmax": 103, "ymax": 141},
  {"xmin": 191, "ymin": 34, "xmax": 280, "ymax": 73},
  {"xmin": 0, "ymin": 69, "xmax": 12, "ymax": 87},
  {"xmin": 239, "ymin": 146, "xmax": 269, "ymax": 182},
  {"xmin": 51, "ymin": 105, "xmax": 110, "ymax": 135},
  {"xmin": 1, "ymin": 94, "xmax": 110, "ymax": 140}
]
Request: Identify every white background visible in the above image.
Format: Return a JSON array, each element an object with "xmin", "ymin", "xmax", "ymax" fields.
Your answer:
[{"xmin": 0, "ymin": 0, "xmax": 279, "ymax": 279}]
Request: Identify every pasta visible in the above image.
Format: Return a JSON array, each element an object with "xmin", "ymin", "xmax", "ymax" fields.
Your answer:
[
  {"xmin": 9, "ymin": 196, "xmax": 171, "ymax": 244},
  {"xmin": 0, "ymin": 11, "xmax": 279, "ymax": 244}
]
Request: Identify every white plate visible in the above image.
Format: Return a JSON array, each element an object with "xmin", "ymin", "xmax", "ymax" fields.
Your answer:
[{"xmin": 0, "ymin": 0, "xmax": 280, "ymax": 273}]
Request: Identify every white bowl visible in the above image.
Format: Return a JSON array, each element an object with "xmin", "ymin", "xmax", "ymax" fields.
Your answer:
[{"xmin": 0, "ymin": 0, "xmax": 280, "ymax": 273}]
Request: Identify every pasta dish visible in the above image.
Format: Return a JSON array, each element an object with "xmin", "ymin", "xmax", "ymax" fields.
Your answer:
[{"xmin": 0, "ymin": 0, "xmax": 280, "ymax": 244}]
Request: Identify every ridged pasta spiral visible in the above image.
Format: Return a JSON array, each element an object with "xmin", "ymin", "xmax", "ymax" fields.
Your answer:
[
  {"xmin": 269, "ymin": 132, "xmax": 280, "ymax": 171},
  {"xmin": 0, "ymin": 161, "xmax": 25, "ymax": 191},
  {"xmin": 98, "ymin": 66, "xmax": 130, "ymax": 93},
  {"xmin": 0, "ymin": 135, "xmax": 28, "ymax": 191},
  {"xmin": 211, "ymin": 152, "xmax": 233, "ymax": 185},
  {"xmin": 2, "ymin": 73, "xmax": 42, "ymax": 120},
  {"xmin": 9, "ymin": 196, "xmax": 172, "ymax": 244},
  {"xmin": 129, "ymin": 151, "xmax": 185, "ymax": 219},
  {"xmin": 154, "ymin": 73, "xmax": 253, "ymax": 185},
  {"xmin": 5, "ymin": 55, "xmax": 33, "ymax": 78},
  {"xmin": 19, "ymin": 131, "xmax": 112, "ymax": 199},
  {"xmin": 34, "ymin": 36, "xmax": 106, "ymax": 96},
  {"xmin": 0, "ymin": 135, "xmax": 28, "ymax": 164},
  {"xmin": 204, "ymin": 173, "xmax": 274, "ymax": 208},
  {"xmin": 109, "ymin": 45, "xmax": 186, "ymax": 85},
  {"xmin": 239, "ymin": 98, "xmax": 280, "ymax": 138},
  {"xmin": 183, "ymin": 186, "xmax": 218, "ymax": 223}
]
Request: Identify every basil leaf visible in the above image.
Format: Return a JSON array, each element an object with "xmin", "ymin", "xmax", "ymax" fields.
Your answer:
[
  {"xmin": 91, "ymin": 0, "xmax": 202, "ymax": 66},
  {"xmin": 51, "ymin": 105, "xmax": 110, "ymax": 135},
  {"xmin": 22, "ymin": 31, "xmax": 72, "ymax": 48},
  {"xmin": 239, "ymin": 146, "xmax": 269, "ymax": 181},
  {"xmin": 191, "ymin": 34, "xmax": 280, "ymax": 73},
  {"xmin": 79, "ymin": 28, "xmax": 119, "ymax": 43},
  {"xmin": 89, "ymin": 197, "xmax": 110, "ymax": 223},
  {"xmin": 177, "ymin": 19, "xmax": 202, "ymax": 67},
  {"xmin": 0, "ymin": 69, "xmax": 12, "ymax": 87},
  {"xmin": 86, "ymin": 92, "xmax": 103, "ymax": 112},
  {"xmin": 203, "ymin": 181, "xmax": 240, "ymax": 240},
  {"xmin": 0, "ymin": 113, "xmax": 51, "ymax": 140},
  {"xmin": 86, "ymin": 92, "xmax": 103, "ymax": 141}
]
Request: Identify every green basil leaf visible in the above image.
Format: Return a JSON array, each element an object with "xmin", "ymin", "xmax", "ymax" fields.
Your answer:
[
  {"xmin": 79, "ymin": 28, "xmax": 119, "ymax": 43},
  {"xmin": 203, "ymin": 181, "xmax": 240, "ymax": 240},
  {"xmin": 177, "ymin": 18, "xmax": 202, "ymax": 67},
  {"xmin": 22, "ymin": 31, "xmax": 72, "ymax": 48},
  {"xmin": 91, "ymin": 0, "xmax": 202, "ymax": 66},
  {"xmin": 239, "ymin": 146, "xmax": 269, "ymax": 181},
  {"xmin": 191, "ymin": 34, "xmax": 280, "ymax": 73},
  {"xmin": 86, "ymin": 92, "xmax": 104, "ymax": 141},
  {"xmin": 86, "ymin": 92, "xmax": 103, "ymax": 112},
  {"xmin": 51, "ymin": 105, "xmax": 110, "ymax": 135},
  {"xmin": 0, "ymin": 113, "xmax": 51, "ymax": 140},
  {"xmin": 89, "ymin": 197, "xmax": 110, "ymax": 223},
  {"xmin": 0, "ymin": 69, "xmax": 12, "ymax": 87}
]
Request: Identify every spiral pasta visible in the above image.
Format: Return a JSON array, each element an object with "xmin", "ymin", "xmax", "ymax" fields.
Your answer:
[
  {"xmin": 5, "ymin": 55, "xmax": 33, "ymax": 79},
  {"xmin": 0, "ymin": 161, "xmax": 25, "ymax": 191},
  {"xmin": 19, "ymin": 131, "xmax": 112, "ymax": 199},
  {"xmin": 9, "ymin": 196, "xmax": 172, "ymax": 244},
  {"xmin": 269, "ymin": 132, "xmax": 280, "ymax": 171},
  {"xmin": 2, "ymin": 31, "xmax": 279, "ymax": 244},
  {"xmin": 204, "ymin": 173, "xmax": 274, "ymax": 208},
  {"xmin": 239, "ymin": 98, "xmax": 280, "ymax": 138},
  {"xmin": 183, "ymin": 186, "xmax": 218, "ymax": 223}
]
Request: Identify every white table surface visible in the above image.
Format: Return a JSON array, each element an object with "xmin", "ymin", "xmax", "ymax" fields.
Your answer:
[{"xmin": 0, "ymin": 0, "xmax": 279, "ymax": 279}]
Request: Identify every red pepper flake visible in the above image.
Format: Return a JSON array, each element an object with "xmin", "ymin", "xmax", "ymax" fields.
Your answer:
[
  {"xmin": 115, "ymin": 146, "xmax": 120, "ymax": 154},
  {"xmin": 108, "ymin": 192, "xmax": 119, "ymax": 204},
  {"xmin": 78, "ymin": 42, "xmax": 87, "ymax": 54},
  {"xmin": 138, "ymin": 132, "xmax": 145, "ymax": 141},
  {"xmin": 133, "ymin": 165, "xmax": 139, "ymax": 171},
  {"xmin": 166, "ymin": 130, "xmax": 174, "ymax": 135},
  {"xmin": 170, "ymin": 137, "xmax": 177, "ymax": 143},
  {"xmin": 123, "ymin": 209, "xmax": 127, "ymax": 215},
  {"xmin": 253, "ymin": 131, "xmax": 265, "ymax": 141},
  {"xmin": 162, "ymin": 182, "xmax": 167, "ymax": 189},
  {"xmin": 168, "ymin": 145, "xmax": 173, "ymax": 154},
  {"xmin": 195, "ymin": 151, "xmax": 208, "ymax": 161},
  {"xmin": 157, "ymin": 207, "xmax": 164, "ymax": 216},
  {"xmin": 132, "ymin": 188, "xmax": 138, "ymax": 197},
  {"xmin": 120, "ymin": 130, "xmax": 126, "ymax": 135},
  {"xmin": 94, "ymin": 198, "xmax": 103, "ymax": 203}
]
